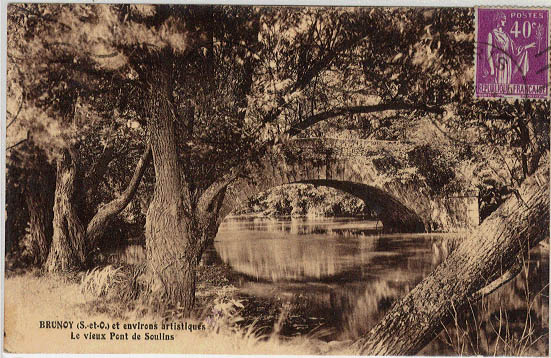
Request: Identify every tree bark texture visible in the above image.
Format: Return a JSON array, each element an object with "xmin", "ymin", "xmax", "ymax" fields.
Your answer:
[
  {"xmin": 353, "ymin": 158, "xmax": 549, "ymax": 355},
  {"xmin": 79, "ymin": 145, "xmax": 116, "ymax": 223},
  {"xmin": 45, "ymin": 148, "xmax": 87, "ymax": 272},
  {"xmin": 23, "ymin": 186, "xmax": 53, "ymax": 266},
  {"xmin": 21, "ymin": 157, "xmax": 55, "ymax": 266},
  {"xmin": 144, "ymin": 74, "xmax": 220, "ymax": 312},
  {"xmin": 86, "ymin": 145, "xmax": 152, "ymax": 247}
]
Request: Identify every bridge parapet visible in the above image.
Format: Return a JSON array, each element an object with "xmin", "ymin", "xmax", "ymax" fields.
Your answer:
[{"xmin": 284, "ymin": 137, "xmax": 413, "ymax": 159}]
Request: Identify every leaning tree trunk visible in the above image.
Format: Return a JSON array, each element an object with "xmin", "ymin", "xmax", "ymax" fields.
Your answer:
[
  {"xmin": 45, "ymin": 148, "xmax": 87, "ymax": 272},
  {"xmin": 353, "ymin": 158, "xmax": 549, "ymax": 355},
  {"xmin": 86, "ymin": 145, "xmax": 152, "ymax": 248}
]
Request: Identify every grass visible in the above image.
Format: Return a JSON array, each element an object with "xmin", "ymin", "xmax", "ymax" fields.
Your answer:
[
  {"xmin": 438, "ymin": 292, "xmax": 549, "ymax": 356},
  {"xmin": 5, "ymin": 241, "xmax": 548, "ymax": 355},
  {"xmin": 434, "ymin": 248, "xmax": 549, "ymax": 356},
  {"xmin": 4, "ymin": 264, "xmax": 348, "ymax": 355}
]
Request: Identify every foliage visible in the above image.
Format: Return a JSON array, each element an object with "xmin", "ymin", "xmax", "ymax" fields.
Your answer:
[
  {"xmin": 5, "ymin": 5, "xmax": 495, "ymax": 247},
  {"xmin": 454, "ymin": 101, "xmax": 549, "ymax": 184},
  {"xmin": 7, "ymin": 4, "xmax": 154, "ymax": 263},
  {"xmin": 7, "ymin": 3, "xmax": 547, "ymax": 229},
  {"xmin": 477, "ymin": 179, "xmax": 514, "ymax": 222},
  {"xmin": 81, "ymin": 265, "xmax": 126, "ymax": 298},
  {"xmin": 206, "ymin": 287, "xmax": 246, "ymax": 333},
  {"xmin": 235, "ymin": 184, "xmax": 376, "ymax": 218},
  {"xmin": 8, "ymin": 5, "xmax": 478, "ymax": 194},
  {"xmin": 407, "ymin": 145, "xmax": 457, "ymax": 194},
  {"xmin": 372, "ymin": 155, "xmax": 403, "ymax": 175}
]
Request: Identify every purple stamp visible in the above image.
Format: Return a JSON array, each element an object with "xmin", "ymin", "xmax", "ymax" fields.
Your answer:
[{"xmin": 475, "ymin": 8, "xmax": 550, "ymax": 99}]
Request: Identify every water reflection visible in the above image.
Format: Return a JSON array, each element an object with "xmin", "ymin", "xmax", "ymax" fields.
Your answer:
[
  {"xmin": 215, "ymin": 216, "xmax": 458, "ymax": 285},
  {"xmin": 215, "ymin": 216, "xmax": 549, "ymax": 352}
]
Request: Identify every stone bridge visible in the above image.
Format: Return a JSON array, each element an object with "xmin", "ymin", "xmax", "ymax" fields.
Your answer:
[{"xmin": 221, "ymin": 138, "xmax": 479, "ymax": 232}]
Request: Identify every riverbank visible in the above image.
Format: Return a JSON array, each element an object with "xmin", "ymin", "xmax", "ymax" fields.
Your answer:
[
  {"xmin": 3, "ymin": 263, "xmax": 351, "ymax": 355},
  {"xmin": 5, "ymin": 240, "xmax": 548, "ymax": 355}
]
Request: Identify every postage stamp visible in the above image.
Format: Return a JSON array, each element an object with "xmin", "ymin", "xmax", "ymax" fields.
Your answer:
[{"xmin": 475, "ymin": 7, "xmax": 550, "ymax": 99}]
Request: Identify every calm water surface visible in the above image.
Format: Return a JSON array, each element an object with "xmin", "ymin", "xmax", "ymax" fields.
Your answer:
[{"xmin": 213, "ymin": 216, "xmax": 549, "ymax": 352}]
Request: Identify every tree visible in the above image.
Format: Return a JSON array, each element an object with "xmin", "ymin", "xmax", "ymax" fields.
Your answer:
[
  {"xmin": 5, "ymin": 141, "xmax": 55, "ymax": 267},
  {"xmin": 353, "ymin": 158, "xmax": 548, "ymax": 354},
  {"xmin": 7, "ymin": 4, "xmax": 152, "ymax": 271},
  {"xmin": 137, "ymin": 5, "xmax": 460, "ymax": 310}
]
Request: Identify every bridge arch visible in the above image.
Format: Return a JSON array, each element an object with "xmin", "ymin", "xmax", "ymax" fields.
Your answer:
[
  {"xmin": 296, "ymin": 180, "xmax": 424, "ymax": 232},
  {"xmin": 220, "ymin": 138, "xmax": 479, "ymax": 232}
]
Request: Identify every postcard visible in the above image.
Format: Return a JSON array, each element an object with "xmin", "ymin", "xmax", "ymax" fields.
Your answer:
[{"xmin": 3, "ymin": 2, "xmax": 550, "ymax": 356}]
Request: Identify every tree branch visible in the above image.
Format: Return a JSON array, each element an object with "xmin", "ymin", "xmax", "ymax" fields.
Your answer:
[
  {"xmin": 292, "ymin": 32, "xmax": 368, "ymax": 95},
  {"xmin": 6, "ymin": 138, "xmax": 27, "ymax": 151},
  {"xmin": 197, "ymin": 165, "xmax": 243, "ymax": 217},
  {"xmin": 84, "ymin": 145, "xmax": 116, "ymax": 190},
  {"xmin": 470, "ymin": 259, "xmax": 522, "ymax": 302},
  {"xmin": 287, "ymin": 102, "xmax": 444, "ymax": 136},
  {"xmin": 261, "ymin": 32, "xmax": 373, "ymax": 126},
  {"xmin": 86, "ymin": 144, "xmax": 152, "ymax": 247}
]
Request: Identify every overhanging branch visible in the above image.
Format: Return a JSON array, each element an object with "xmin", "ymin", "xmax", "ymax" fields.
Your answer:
[{"xmin": 287, "ymin": 102, "xmax": 444, "ymax": 136}]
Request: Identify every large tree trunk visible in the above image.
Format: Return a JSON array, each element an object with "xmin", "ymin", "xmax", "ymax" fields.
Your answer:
[
  {"xmin": 353, "ymin": 158, "xmax": 549, "ymax": 355},
  {"xmin": 45, "ymin": 148, "xmax": 87, "ymax": 272},
  {"xmin": 144, "ymin": 73, "xmax": 210, "ymax": 312}
]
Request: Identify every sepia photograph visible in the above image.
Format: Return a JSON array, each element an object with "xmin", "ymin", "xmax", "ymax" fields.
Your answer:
[{"xmin": 3, "ymin": 2, "xmax": 550, "ymax": 355}]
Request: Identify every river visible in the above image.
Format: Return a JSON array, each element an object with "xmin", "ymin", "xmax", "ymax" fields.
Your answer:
[{"xmin": 213, "ymin": 216, "xmax": 549, "ymax": 355}]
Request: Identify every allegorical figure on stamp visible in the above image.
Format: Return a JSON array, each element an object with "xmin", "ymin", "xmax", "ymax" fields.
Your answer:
[{"xmin": 486, "ymin": 11, "xmax": 535, "ymax": 84}]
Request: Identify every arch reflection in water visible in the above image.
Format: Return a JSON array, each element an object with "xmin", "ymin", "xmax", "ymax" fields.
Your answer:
[{"xmin": 215, "ymin": 217, "xmax": 385, "ymax": 281}]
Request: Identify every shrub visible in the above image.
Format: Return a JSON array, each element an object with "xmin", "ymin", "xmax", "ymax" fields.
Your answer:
[
  {"xmin": 372, "ymin": 155, "xmax": 402, "ymax": 175},
  {"xmin": 407, "ymin": 145, "xmax": 456, "ymax": 194},
  {"xmin": 80, "ymin": 264, "xmax": 145, "ymax": 302}
]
